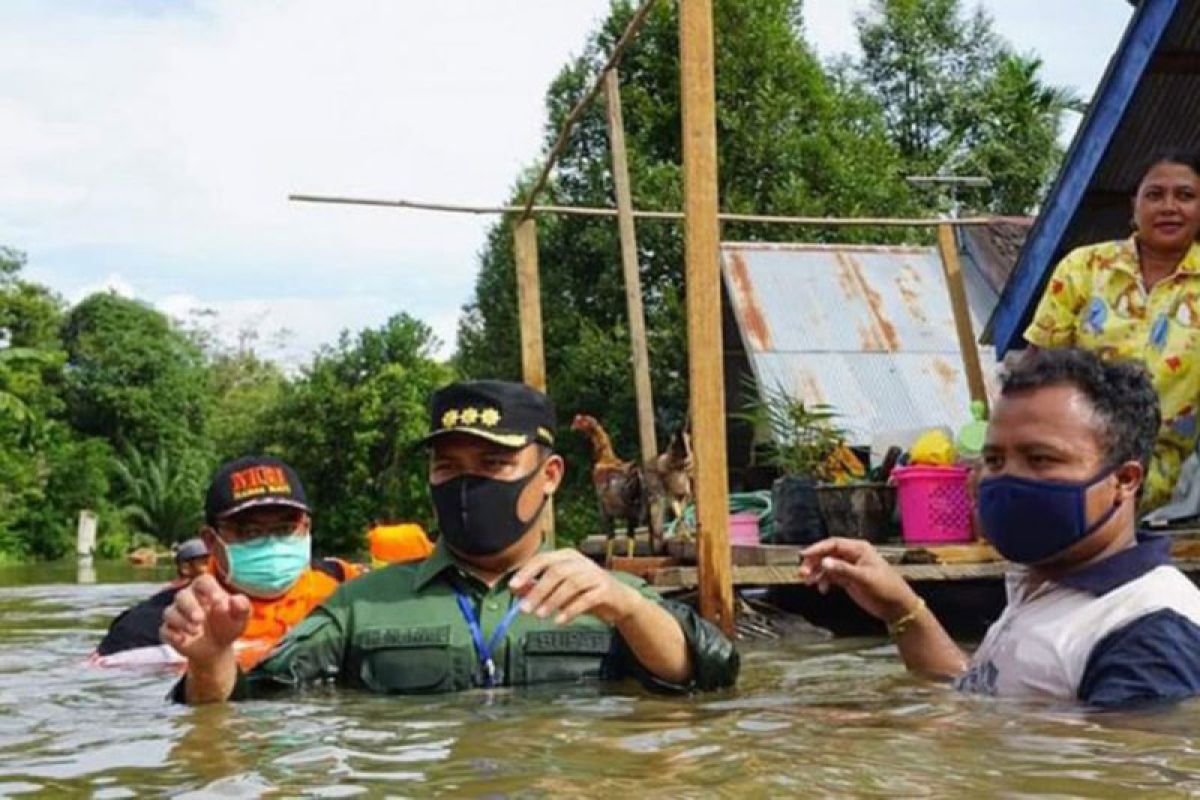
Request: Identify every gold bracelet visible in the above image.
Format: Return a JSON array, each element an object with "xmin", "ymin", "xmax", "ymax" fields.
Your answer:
[{"xmin": 886, "ymin": 597, "xmax": 927, "ymax": 638}]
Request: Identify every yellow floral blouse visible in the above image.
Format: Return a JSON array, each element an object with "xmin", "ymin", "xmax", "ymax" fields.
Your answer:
[{"xmin": 1025, "ymin": 237, "xmax": 1200, "ymax": 510}]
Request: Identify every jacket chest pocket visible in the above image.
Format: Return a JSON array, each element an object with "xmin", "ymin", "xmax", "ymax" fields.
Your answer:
[
  {"xmin": 520, "ymin": 628, "xmax": 613, "ymax": 685},
  {"xmin": 356, "ymin": 625, "xmax": 454, "ymax": 694}
]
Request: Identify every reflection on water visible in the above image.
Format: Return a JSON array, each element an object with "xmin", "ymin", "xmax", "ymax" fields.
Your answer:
[{"xmin": 2, "ymin": 565, "xmax": 1200, "ymax": 797}]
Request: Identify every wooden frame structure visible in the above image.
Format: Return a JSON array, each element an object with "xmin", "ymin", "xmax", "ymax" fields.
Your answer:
[{"xmin": 289, "ymin": 0, "xmax": 996, "ymax": 634}]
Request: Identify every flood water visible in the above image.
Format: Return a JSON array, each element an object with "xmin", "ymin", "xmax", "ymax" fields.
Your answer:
[{"xmin": 3, "ymin": 564, "xmax": 1200, "ymax": 797}]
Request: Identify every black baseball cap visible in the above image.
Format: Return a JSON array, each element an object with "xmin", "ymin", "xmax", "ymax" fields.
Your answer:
[
  {"xmin": 421, "ymin": 380, "xmax": 556, "ymax": 449},
  {"xmin": 175, "ymin": 538, "xmax": 209, "ymax": 562},
  {"xmin": 204, "ymin": 456, "xmax": 310, "ymax": 525}
]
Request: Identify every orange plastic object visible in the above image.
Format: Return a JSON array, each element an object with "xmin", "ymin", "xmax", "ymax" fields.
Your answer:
[{"xmin": 368, "ymin": 523, "xmax": 434, "ymax": 567}]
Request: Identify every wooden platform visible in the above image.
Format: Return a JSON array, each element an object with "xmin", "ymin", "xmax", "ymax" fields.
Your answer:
[
  {"xmin": 646, "ymin": 558, "xmax": 1200, "ymax": 589},
  {"xmin": 579, "ymin": 531, "xmax": 1200, "ymax": 589}
]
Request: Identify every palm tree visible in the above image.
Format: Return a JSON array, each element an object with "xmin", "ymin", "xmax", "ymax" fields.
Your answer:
[{"xmin": 113, "ymin": 448, "xmax": 205, "ymax": 546}]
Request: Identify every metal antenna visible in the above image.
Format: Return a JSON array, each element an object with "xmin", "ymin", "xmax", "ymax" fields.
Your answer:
[{"xmin": 906, "ymin": 175, "xmax": 992, "ymax": 219}]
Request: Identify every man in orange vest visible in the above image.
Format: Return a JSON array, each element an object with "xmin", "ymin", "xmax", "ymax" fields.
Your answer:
[{"xmin": 94, "ymin": 456, "xmax": 362, "ymax": 668}]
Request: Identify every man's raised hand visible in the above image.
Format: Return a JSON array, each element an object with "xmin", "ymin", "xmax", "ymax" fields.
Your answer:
[{"xmin": 160, "ymin": 573, "xmax": 251, "ymax": 665}]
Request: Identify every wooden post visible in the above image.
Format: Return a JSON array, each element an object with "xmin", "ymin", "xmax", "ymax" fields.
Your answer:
[
  {"xmin": 936, "ymin": 223, "xmax": 989, "ymax": 413},
  {"xmin": 513, "ymin": 218, "xmax": 555, "ymax": 545},
  {"xmin": 680, "ymin": 0, "xmax": 733, "ymax": 634},
  {"xmin": 514, "ymin": 219, "xmax": 547, "ymax": 393},
  {"xmin": 604, "ymin": 68, "xmax": 663, "ymax": 541}
]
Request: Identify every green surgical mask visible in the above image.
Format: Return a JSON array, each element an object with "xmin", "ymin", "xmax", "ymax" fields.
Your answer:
[{"xmin": 215, "ymin": 533, "xmax": 310, "ymax": 598}]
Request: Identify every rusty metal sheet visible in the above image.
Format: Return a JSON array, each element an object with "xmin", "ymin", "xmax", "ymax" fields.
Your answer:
[
  {"xmin": 721, "ymin": 242, "xmax": 995, "ymax": 356},
  {"xmin": 751, "ymin": 353, "xmax": 1000, "ymax": 445},
  {"xmin": 721, "ymin": 241, "xmax": 1000, "ymax": 445}
]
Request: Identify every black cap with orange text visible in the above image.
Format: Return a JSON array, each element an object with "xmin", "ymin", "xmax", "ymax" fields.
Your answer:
[{"xmin": 204, "ymin": 456, "xmax": 310, "ymax": 525}]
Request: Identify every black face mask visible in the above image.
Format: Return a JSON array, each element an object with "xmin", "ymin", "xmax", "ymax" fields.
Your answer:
[{"xmin": 430, "ymin": 464, "xmax": 549, "ymax": 556}]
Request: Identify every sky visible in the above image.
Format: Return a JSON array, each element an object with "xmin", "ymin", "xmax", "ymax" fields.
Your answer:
[{"xmin": 0, "ymin": 1, "xmax": 1132, "ymax": 366}]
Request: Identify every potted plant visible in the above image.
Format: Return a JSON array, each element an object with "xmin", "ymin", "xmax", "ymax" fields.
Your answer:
[{"xmin": 737, "ymin": 380, "xmax": 895, "ymax": 543}]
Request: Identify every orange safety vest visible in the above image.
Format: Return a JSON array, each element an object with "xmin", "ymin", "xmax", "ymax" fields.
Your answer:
[{"xmin": 208, "ymin": 556, "xmax": 364, "ymax": 670}]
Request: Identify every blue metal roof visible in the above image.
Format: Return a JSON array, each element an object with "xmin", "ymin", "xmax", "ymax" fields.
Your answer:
[{"xmin": 991, "ymin": 0, "xmax": 1200, "ymax": 355}]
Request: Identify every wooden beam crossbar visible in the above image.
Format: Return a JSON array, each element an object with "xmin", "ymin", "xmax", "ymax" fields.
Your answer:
[{"xmin": 289, "ymin": 193, "xmax": 997, "ymax": 228}]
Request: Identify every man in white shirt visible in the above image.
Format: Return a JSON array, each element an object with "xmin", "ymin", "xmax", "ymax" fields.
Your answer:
[{"xmin": 799, "ymin": 348, "xmax": 1200, "ymax": 708}]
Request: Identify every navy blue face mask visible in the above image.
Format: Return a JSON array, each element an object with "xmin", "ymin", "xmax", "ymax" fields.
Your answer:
[{"xmin": 977, "ymin": 468, "xmax": 1123, "ymax": 565}]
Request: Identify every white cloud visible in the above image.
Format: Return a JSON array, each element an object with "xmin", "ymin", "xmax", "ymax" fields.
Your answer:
[{"xmin": 1, "ymin": 0, "xmax": 611, "ymax": 360}]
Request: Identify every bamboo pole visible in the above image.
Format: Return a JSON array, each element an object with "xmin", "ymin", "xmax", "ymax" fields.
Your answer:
[
  {"xmin": 519, "ymin": 0, "xmax": 662, "ymax": 220},
  {"xmin": 936, "ymin": 223, "xmax": 989, "ymax": 413},
  {"xmin": 604, "ymin": 68, "xmax": 661, "ymax": 542},
  {"xmin": 680, "ymin": 0, "xmax": 733, "ymax": 634},
  {"xmin": 289, "ymin": 193, "xmax": 996, "ymax": 228},
  {"xmin": 513, "ymin": 218, "xmax": 555, "ymax": 545}
]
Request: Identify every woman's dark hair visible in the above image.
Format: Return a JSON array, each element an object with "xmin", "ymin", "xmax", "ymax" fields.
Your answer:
[
  {"xmin": 1003, "ymin": 349, "xmax": 1160, "ymax": 470},
  {"xmin": 1136, "ymin": 148, "xmax": 1200, "ymax": 188}
]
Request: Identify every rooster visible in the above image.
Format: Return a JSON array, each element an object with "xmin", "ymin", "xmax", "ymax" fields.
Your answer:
[
  {"xmin": 571, "ymin": 414, "xmax": 647, "ymax": 565},
  {"xmin": 655, "ymin": 423, "xmax": 694, "ymax": 536}
]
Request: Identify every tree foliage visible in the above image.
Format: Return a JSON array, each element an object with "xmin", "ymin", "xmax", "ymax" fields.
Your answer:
[
  {"xmin": 62, "ymin": 292, "xmax": 210, "ymax": 455},
  {"xmin": 266, "ymin": 315, "xmax": 453, "ymax": 556},
  {"xmin": 112, "ymin": 447, "xmax": 206, "ymax": 546},
  {"xmin": 851, "ymin": 0, "xmax": 1079, "ymax": 213},
  {"xmin": 0, "ymin": 250, "xmax": 116, "ymax": 561},
  {"xmin": 206, "ymin": 349, "xmax": 287, "ymax": 462}
]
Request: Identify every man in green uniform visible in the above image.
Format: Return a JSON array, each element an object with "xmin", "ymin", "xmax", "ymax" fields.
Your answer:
[{"xmin": 163, "ymin": 380, "xmax": 739, "ymax": 702}]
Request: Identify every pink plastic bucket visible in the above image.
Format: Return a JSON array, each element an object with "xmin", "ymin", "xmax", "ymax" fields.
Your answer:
[
  {"xmin": 892, "ymin": 465, "xmax": 973, "ymax": 544},
  {"xmin": 729, "ymin": 512, "xmax": 761, "ymax": 546}
]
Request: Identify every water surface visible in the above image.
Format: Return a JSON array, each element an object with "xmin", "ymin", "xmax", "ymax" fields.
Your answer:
[{"xmin": 2, "ymin": 564, "xmax": 1199, "ymax": 797}]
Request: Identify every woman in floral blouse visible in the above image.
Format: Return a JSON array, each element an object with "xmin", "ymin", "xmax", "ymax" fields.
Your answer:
[{"xmin": 1025, "ymin": 150, "xmax": 1200, "ymax": 509}]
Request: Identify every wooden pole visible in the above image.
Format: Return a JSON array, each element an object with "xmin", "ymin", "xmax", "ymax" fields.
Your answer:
[
  {"xmin": 937, "ymin": 223, "xmax": 989, "ymax": 413},
  {"xmin": 290, "ymin": 193, "xmax": 996, "ymax": 228},
  {"xmin": 604, "ymin": 68, "xmax": 661, "ymax": 538},
  {"xmin": 680, "ymin": 0, "xmax": 733, "ymax": 634},
  {"xmin": 513, "ymin": 218, "xmax": 556, "ymax": 545}
]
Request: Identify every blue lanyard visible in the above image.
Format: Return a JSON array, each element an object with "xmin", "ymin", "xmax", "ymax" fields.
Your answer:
[{"xmin": 453, "ymin": 588, "xmax": 522, "ymax": 687}]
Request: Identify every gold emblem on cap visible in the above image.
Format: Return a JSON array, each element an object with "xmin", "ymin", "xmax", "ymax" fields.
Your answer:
[
  {"xmin": 441, "ymin": 409, "xmax": 460, "ymax": 429},
  {"xmin": 480, "ymin": 408, "xmax": 501, "ymax": 427},
  {"xmin": 460, "ymin": 407, "xmax": 480, "ymax": 425}
]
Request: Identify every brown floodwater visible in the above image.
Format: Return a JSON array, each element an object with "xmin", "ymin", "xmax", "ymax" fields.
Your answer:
[{"xmin": 2, "ymin": 563, "xmax": 1200, "ymax": 797}]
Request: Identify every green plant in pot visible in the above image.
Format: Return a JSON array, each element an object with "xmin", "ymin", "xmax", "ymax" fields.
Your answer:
[
  {"xmin": 737, "ymin": 380, "xmax": 844, "ymax": 545},
  {"xmin": 737, "ymin": 379, "xmax": 894, "ymax": 543}
]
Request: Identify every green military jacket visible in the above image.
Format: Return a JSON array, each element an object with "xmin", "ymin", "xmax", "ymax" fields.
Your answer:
[{"xmin": 177, "ymin": 544, "xmax": 738, "ymax": 699}]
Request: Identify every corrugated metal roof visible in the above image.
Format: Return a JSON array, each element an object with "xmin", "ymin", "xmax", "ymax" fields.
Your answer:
[
  {"xmin": 992, "ymin": 0, "xmax": 1200, "ymax": 353},
  {"xmin": 722, "ymin": 242, "xmax": 999, "ymax": 444}
]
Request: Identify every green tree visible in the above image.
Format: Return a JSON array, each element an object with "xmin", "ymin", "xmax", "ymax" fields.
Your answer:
[
  {"xmin": 957, "ymin": 52, "xmax": 1083, "ymax": 214},
  {"xmin": 0, "ymin": 248, "xmax": 118, "ymax": 561},
  {"xmin": 206, "ymin": 349, "xmax": 287, "ymax": 461},
  {"xmin": 852, "ymin": 0, "xmax": 1078, "ymax": 213},
  {"xmin": 28, "ymin": 435, "xmax": 120, "ymax": 560},
  {"xmin": 62, "ymin": 292, "xmax": 211, "ymax": 455},
  {"xmin": 267, "ymin": 314, "xmax": 453, "ymax": 555}
]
